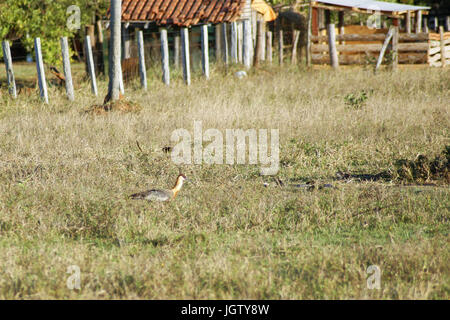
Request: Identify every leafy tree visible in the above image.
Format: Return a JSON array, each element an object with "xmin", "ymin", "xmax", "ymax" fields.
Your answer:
[{"xmin": 0, "ymin": 0, "xmax": 108, "ymax": 65}]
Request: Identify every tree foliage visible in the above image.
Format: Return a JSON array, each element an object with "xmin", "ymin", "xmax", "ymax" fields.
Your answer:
[{"xmin": 0, "ymin": 0, "xmax": 108, "ymax": 65}]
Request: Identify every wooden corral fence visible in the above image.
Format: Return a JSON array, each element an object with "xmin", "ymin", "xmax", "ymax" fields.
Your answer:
[
  {"xmin": 311, "ymin": 26, "xmax": 450, "ymax": 67},
  {"xmin": 428, "ymin": 27, "xmax": 450, "ymax": 67},
  {"xmin": 1, "ymin": 18, "xmax": 449, "ymax": 103}
]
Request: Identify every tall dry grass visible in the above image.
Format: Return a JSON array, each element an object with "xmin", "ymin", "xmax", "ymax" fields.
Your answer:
[{"xmin": 0, "ymin": 64, "xmax": 448, "ymax": 299}]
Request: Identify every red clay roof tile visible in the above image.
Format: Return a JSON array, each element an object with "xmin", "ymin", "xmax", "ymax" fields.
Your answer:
[{"xmin": 114, "ymin": 0, "xmax": 247, "ymax": 27}]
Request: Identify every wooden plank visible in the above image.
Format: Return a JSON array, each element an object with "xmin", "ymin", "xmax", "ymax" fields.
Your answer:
[
  {"xmin": 312, "ymin": 33, "xmax": 429, "ymax": 42},
  {"xmin": 1, "ymin": 40, "xmax": 17, "ymax": 98},
  {"xmin": 430, "ymin": 61, "xmax": 442, "ymax": 67},
  {"xmin": 428, "ymin": 40, "xmax": 449, "ymax": 48},
  {"xmin": 137, "ymin": 30, "xmax": 147, "ymax": 90},
  {"xmin": 375, "ymin": 26, "xmax": 394, "ymax": 70},
  {"xmin": 311, "ymin": 42, "xmax": 428, "ymax": 53},
  {"xmin": 327, "ymin": 23, "xmax": 338, "ymax": 69},
  {"xmin": 312, "ymin": 52, "xmax": 427, "ymax": 64},
  {"xmin": 160, "ymin": 28, "xmax": 170, "ymax": 85},
  {"xmin": 34, "ymin": 38, "xmax": 48, "ymax": 103},
  {"xmin": 428, "ymin": 32, "xmax": 450, "ymax": 41},
  {"xmin": 429, "ymin": 51, "xmax": 450, "ymax": 62},
  {"xmin": 398, "ymin": 43, "xmax": 429, "ymax": 51},
  {"xmin": 429, "ymin": 46, "xmax": 441, "ymax": 56},
  {"xmin": 201, "ymin": 24, "xmax": 210, "ymax": 79},
  {"xmin": 60, "ymin": 37, "xmax": 74, "ymax": 101},
  {"xmin": 181, "ymin": 27, "xmax": 191, "ymax": 85}
]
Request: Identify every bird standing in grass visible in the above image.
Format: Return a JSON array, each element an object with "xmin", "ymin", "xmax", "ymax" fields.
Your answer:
[{"xmin": 130, "ymin": 174, "xmax": 187, "ymax": 202}]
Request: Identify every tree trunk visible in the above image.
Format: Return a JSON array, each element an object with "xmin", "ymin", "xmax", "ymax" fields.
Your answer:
[
  {"xmin": 96, "ymin": 19, "xmax": 105, "ymax": 75},
  {"xmin": 106, "ymin": 0, "xmax": 122, "ymax": 103}
]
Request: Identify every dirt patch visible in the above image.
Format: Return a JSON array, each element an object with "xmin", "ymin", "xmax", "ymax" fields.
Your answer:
[{"xmin": 85, "ymin": 99, "xmax": 142, "ymax": 115}]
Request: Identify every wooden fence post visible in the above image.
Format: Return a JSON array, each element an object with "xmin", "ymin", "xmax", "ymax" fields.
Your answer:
[
  {"xmin": 238, "ymin": 22, "xmax": 243, "ymax": 63},
  {"xmin": 266, "ymin": 31, "xmax": 273, "ymax": 63},
  {"xmin": 96, "ymin": 20, "xmax": 105, "ymax": 75},
  {"xmin": 423, "ymin": 17, "xmax": 429, "ymax": 33},
  {"xmin": 34, "ymin": 38, "xmax": 48, "ymax": 103},
  {"xmin": 201, "ymin": 24, "xmax": 210, "ymax": 79},
  {"xmin": 291, "ymin": 30, "xmax": 300, "ymax": 64},
  {"xmin": 174, "ymin": 33, "xmax": 180, "ymax": 68},
  {"xmin": 278, "ymin": 23, "xmax": 283, "ymax": 65},
  {"xmin": 254, "ymin": 20, "xmax": 265, "ymax": 66},
  {"xmin": 119, "ymin": 64, "xmax": 124, "ymax": 94},
  {"xmin": 375, "ymin": 26, "xmax": 395, "ymax": 71},
  {"xmin": 221, "ymin": 23, "xmax": 229, "ymax": 65},
  {"xmin": 338, "ymin": 11, "xmax": 345, "ymax": 40},
  {"xmin": 392, "ymin": 26, "xmax": 399, "ymax": 70},
  {"xmin": 259, "ymin": 18, "xmax": 266, "ymax": 61},
  {"xmin": 306, "ymin": 3, "xmax": 312, "ymax": 66},
  {"xmin": 60, "ymin": 37, "xmax": 74, "ymax": 101},
  {"xmin": 231, "ymin": 22, "xmax": 238, "ymax": 64},
  {"xmin": 137, "ymin": 30, "xmax": 147, "ymax": 90},
  {"xmin": 327, "ymin": 23, "xmax": 339, "ymax": 69},
  {"xmin": 181, "ymin": 27, "xmax": 191, "ymax": 85},
  {"xmin": 215, "ymin": 24, "xmax": 222, "ymax": 62},
  {"xmin": 85, "ymin": 35, "xmax": 98, "ymax": 96},
  {"xmin": 440, "ymin": 26, "xmax": 446, "ymax": 68},
  {"xmin": 415, "ymin": 10, "xmax": 422, "ymax": 33},
  {"xmin": 1, "ymin": 40, "xmax": 17, "ymax": 98},
  {"xmin": 243, "ymin": 19, "xmax": 252, "ymax": 69},
  {"xmin": 160, "ymin": 28, "xmax": 170, "ymax": 85},
  {"xmin": 122, "ymin": 24, "xmax": 131, "ymax": 59},
  {"xmin": 406, "ymin": 11, "xmax": 411, "ymax": 34}
]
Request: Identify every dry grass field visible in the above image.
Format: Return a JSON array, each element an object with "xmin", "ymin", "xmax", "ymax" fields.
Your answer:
[{"xmin": 0, "ymin": 62, "xmax": 449, "ymax": 299}]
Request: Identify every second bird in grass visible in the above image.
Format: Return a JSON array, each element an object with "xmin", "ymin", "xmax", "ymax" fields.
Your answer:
[{"xmin": 130, "ymin": 174, "xmax": 187, "ymax": 202}]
